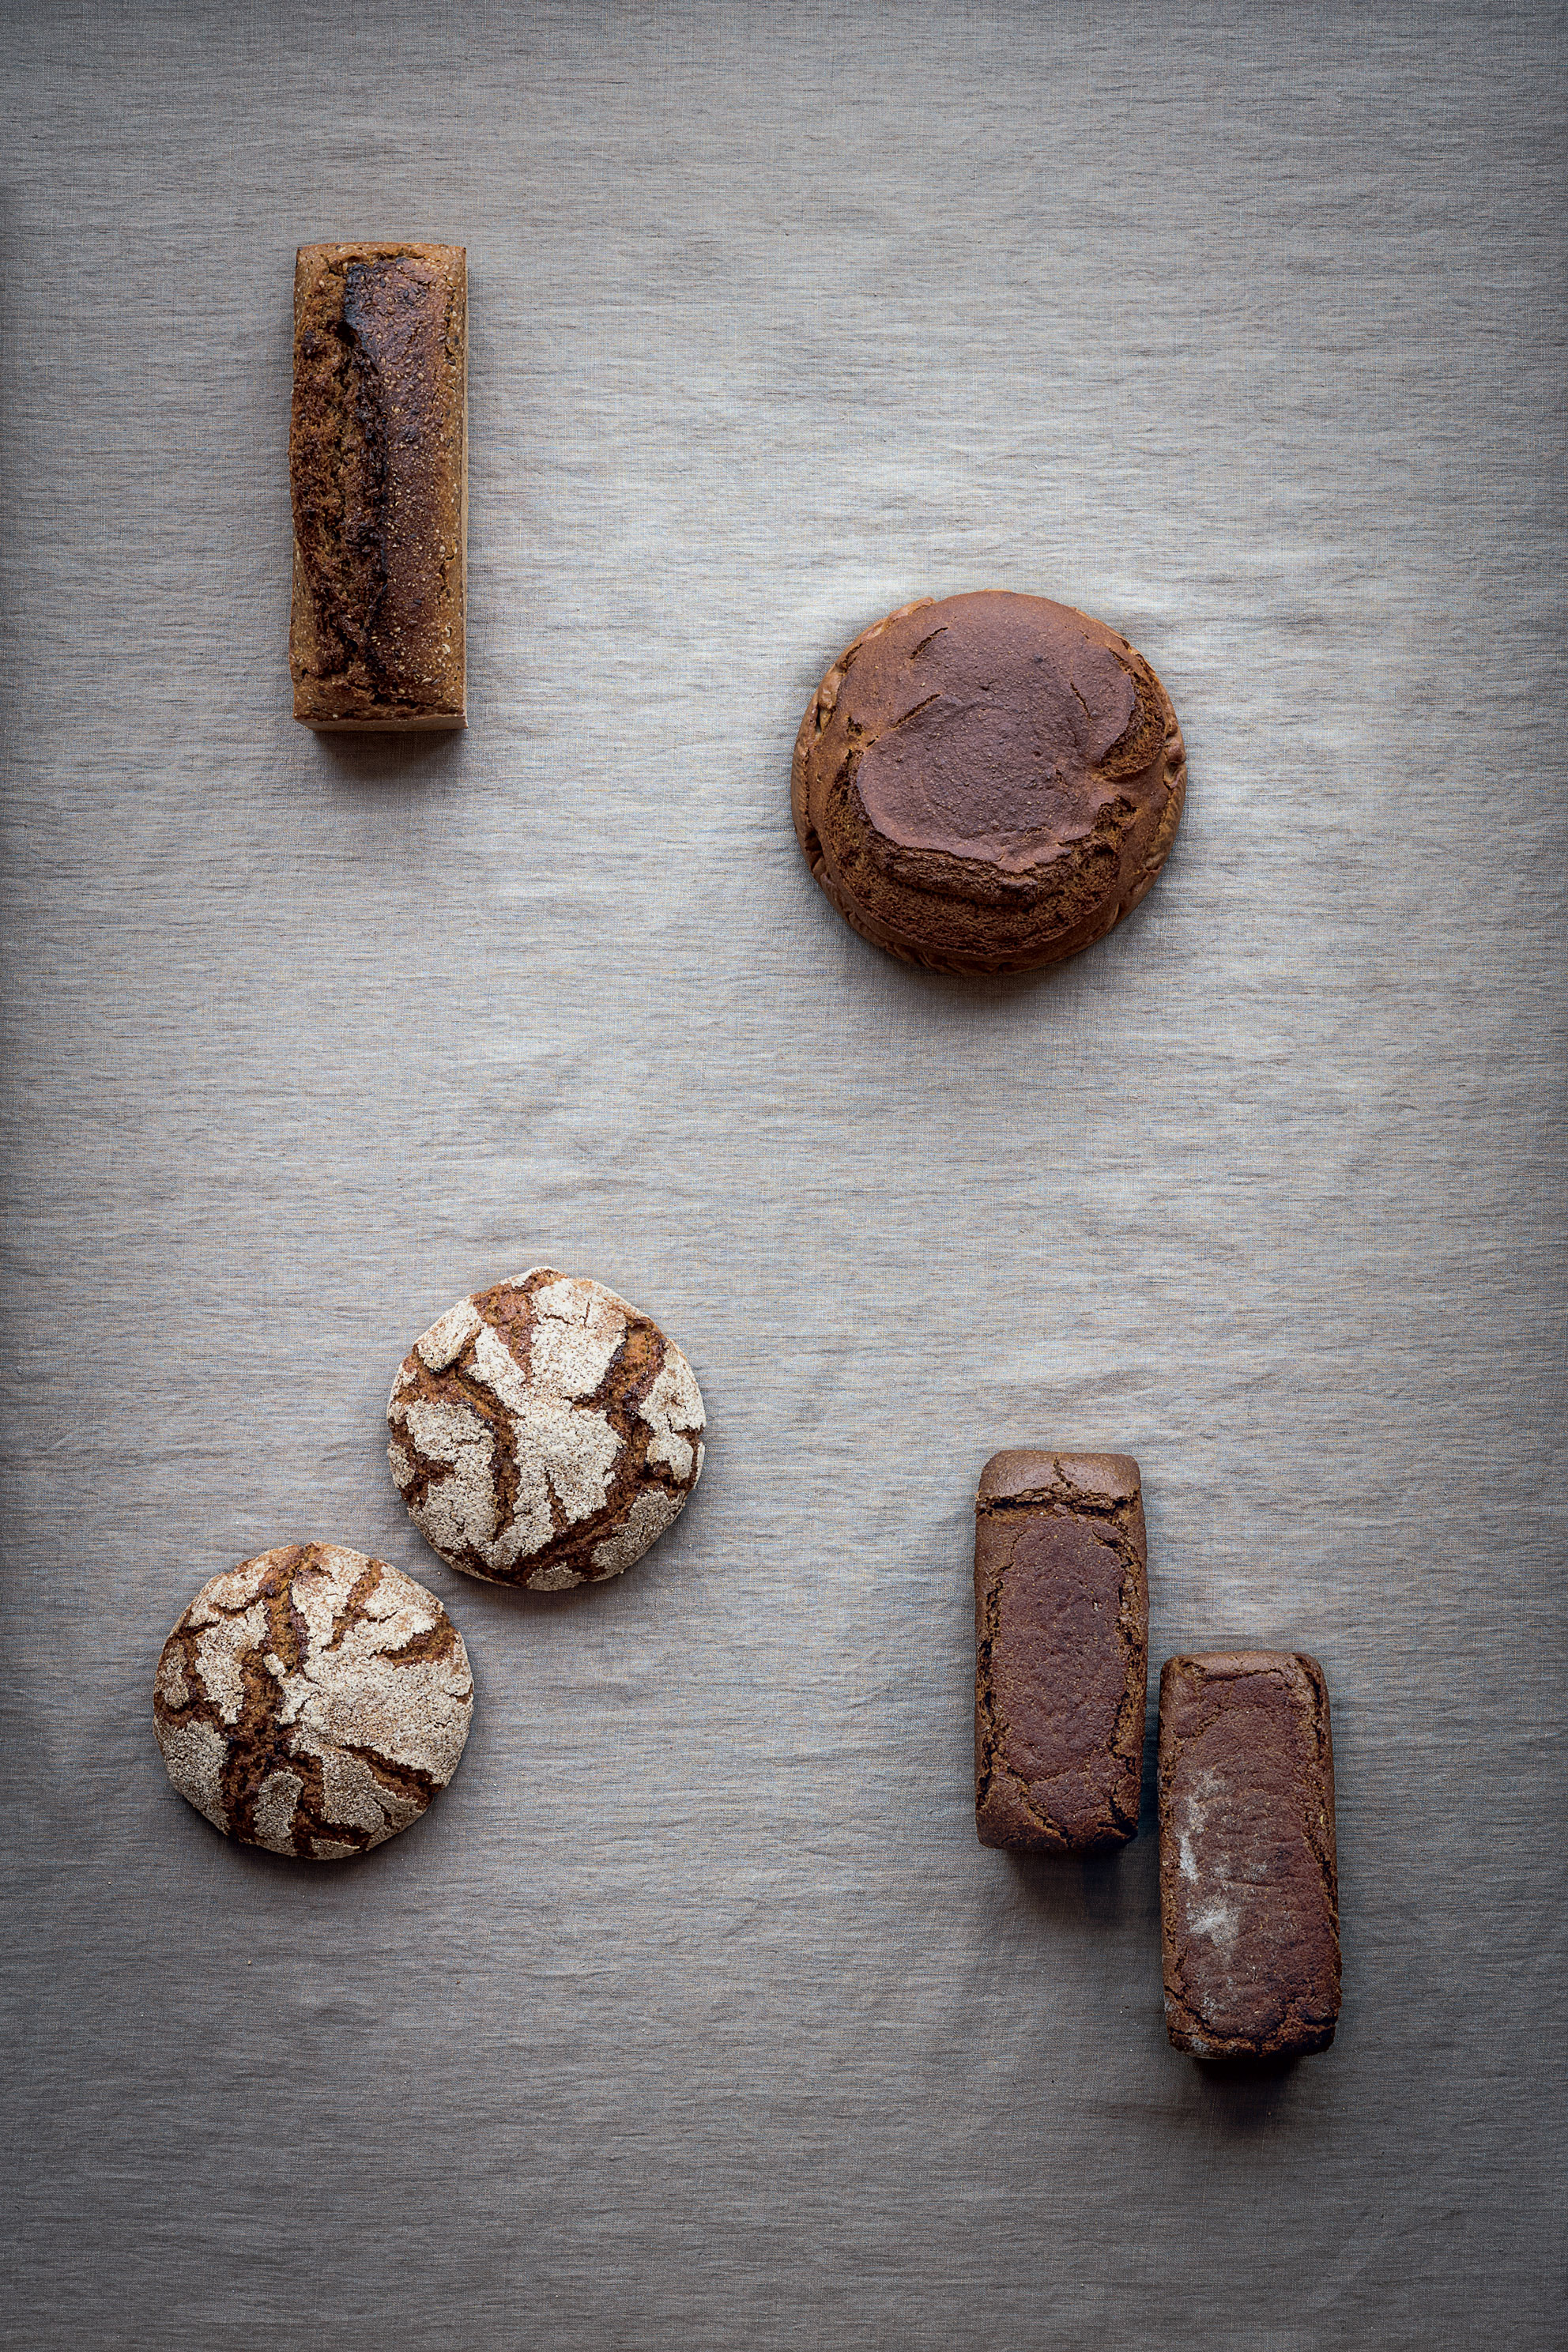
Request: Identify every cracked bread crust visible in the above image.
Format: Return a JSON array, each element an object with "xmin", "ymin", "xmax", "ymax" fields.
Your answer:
[
  {"xmin": 153, "ymin": 1544, "xmax": 473, "ymax": 1860},
  {"xmin": 387, "ymin": 1268, "xmax": 706, "ymax": 1591},
  {"xmin": 290, "ymin": 241, "xmax": 466, "ymax": 729},
  {"xmin": 974, "ymin": 1450, "xmax": 1148, "ymax": 1852},
  {"xmin": 1158, "ymin": 1651, "xmax": 1341, "ymax": 2059},
  {"xmin": 792, "ymin": 592, "xmax": 1185, "ymax": 973}
]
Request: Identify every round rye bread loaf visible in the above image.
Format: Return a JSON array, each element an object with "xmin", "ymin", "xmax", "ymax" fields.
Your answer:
[
  {"xmin": 387, "ymin": 1268, "xmax": 707, "ymax": 1591},
  {"xmin": 153, "ymin": 1544, "xmax": 474, "ymax": 1860},
  {"xmin": 791, "ymin": 590, "xmax": 1186, "ymax": 974}
]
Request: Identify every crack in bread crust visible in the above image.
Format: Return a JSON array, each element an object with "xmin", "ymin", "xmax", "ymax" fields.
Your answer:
[
  {"xmin": 387, "ymin": 1268, "xmax": 706, "ymax": 1591},
  {"xmin": 289, "ymin": 241, "xmax": 466, "ymax": 729},
  {"xmin": 152, "ymin": 1544, "xmax": 474, "ymax": 1860}
]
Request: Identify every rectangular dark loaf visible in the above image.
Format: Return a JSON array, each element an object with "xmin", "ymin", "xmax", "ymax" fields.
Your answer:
[
  {"xmin": 974, "ymin": 1449, "xmax": 1148, "ymax": 1852},
  {"xmin": 290, "ymin": 241, "xmax": 467, "ymax": 729},
  {"xmin": 1159, "ymin": 1651, "xmax": 1341, "ymax": 2058}
]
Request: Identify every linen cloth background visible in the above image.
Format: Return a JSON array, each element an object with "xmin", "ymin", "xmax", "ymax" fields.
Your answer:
[{"xmin": 2, "ymin": 3, "xmax": 1563, "ymax": 2346}]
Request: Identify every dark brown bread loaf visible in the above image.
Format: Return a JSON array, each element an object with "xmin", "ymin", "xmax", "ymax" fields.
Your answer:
[
  {"xmin": 1159, "ymin": 1651, "xmax": 1341, "ymax": 2058},
  {"xmin": 974, "ymin": 1449, "xmax": 1148, "ymax": 1851},
  {"xmin": 153, "ymin": 1544, "xmax": 473, "ymax": 1860},
  {"xmin": 387, "ymin": 1268, "xmax": 706, "ymax": 1590},
  {"xmin": 793, "ymin": 591, "xmax": 1185, "ymax": 973},
  {"xmin": 290, "ymin": 241, "xmax": 466, "ymax": 728}
]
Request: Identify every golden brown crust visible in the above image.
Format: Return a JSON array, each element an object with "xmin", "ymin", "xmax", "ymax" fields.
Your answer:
[
  {"xmin": 974, "ymin": 1450, "xmax": 1148, "ymax": 1851},
  {"xmin": 792, "ymin": 592, "xmax": 1185, "ymax": 973},
  {"xmin": 290, "ymin": 242, "xmax": 466, "ymax": 729}
]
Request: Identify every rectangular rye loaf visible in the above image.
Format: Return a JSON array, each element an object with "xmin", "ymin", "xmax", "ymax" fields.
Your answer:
[
  {"xmin": 1159, "ymin": 1651, "xmax": 1341, "ymax": 2058},
  {"xmin": 974, "ymin": 1450, "xmax": 1148, "ymax": 1851},
  {"xmin": 290, "ymin": 241, "xmax": 466, "ymax": 728}
]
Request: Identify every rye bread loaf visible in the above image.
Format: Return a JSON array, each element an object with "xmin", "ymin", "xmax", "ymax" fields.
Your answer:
[
  {"xmin": 387, "ymin": 1268, "xmax": 706, "ymax": 1590},
  {"xmin": 1159, "ymin": 1650, "xmax": 1341, "ymax": 2058},
  {"xmin": 974, "ymin": 1449, "xmax": 1148, "ymax": 1850},
  {"xmin": 792, "ymin": 591, "xmax": 1185, "ymax": 972},
  {"xmin": 290, "ymin": 240, "xmax": 467, "ymax": 728},
  {"xmin": 153, "ymin": 1544, "xmax": 473, "ymax": 1860}
]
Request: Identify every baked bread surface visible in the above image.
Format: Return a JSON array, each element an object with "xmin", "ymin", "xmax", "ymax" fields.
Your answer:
[
  {"xmin": 1158, "ymin": 1650, "xmax": 1341, "ymax": 2058},
  {"xmin": 793, "ymin": 591, "xmax": 1185, "ymax": 972},
  {"xmin": 388, "ymin": 1268, "xmax": 706, "ymax": 1590},
  {"xmin": 153, "ymin": 1544, "xmax": 474, "ymax": 1859},
  {"xmin": 974, "ymin": 1449, "xmax": 1148, "ymax": 1850},
  {"xmin": 290, "ymin": 241, "xmax": 467, "ymax": 728}
]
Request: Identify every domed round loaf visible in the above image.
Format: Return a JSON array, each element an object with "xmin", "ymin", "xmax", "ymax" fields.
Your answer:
[
  {"xmin": 153, "ymin": 1544, "xmax": 474, "ymax": 1860},
  {"xmin": 792, "ymin": 590, "xmax": 1185, "ymax": 974},
  {"xmin": 387, "ymin": 1268, "xmax": 707, "ymax": 1591}
]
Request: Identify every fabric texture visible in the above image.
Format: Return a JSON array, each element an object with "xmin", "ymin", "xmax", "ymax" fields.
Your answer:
[{"xmin": 1, "ymin": 4, "xmax": 1562, "ymax": 2347}]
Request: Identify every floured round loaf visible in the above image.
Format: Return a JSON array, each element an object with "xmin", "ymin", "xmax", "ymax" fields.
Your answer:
[
  {"xmin": 153, "ymin": 1544, "xmax": 473, "ymax": 1860},
  {"xmin": 387, "ymin": 1268, "xmax": 706, "ymax": 1590},
  {"xmin": 792, "ymin": 590, "xmax": 1186, "ymax": 973}
]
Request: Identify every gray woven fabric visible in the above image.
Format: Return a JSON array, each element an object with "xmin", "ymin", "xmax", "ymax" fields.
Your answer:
[{"xmin": 2, "ymin": 4, "xmax": 1562, "ymax": 2346}]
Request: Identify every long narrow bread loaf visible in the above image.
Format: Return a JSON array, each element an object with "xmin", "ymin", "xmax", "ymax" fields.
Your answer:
[{"xmin": 290, "ymin": 241, "xmax": 466, "ymax": 729}]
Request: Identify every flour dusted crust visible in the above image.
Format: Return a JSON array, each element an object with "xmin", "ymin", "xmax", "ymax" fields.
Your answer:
[
  {"xmin": 289, "ymin": 240, "xmax": 467, "ymax": 729},
  {"xmin": 387, "ymin": 1268, "xmax": 707, "ymax": 1590},
  {"xmin": 153, "ymin": 1544, "xmax": 474, "ymax": 1860},
  {"xmin": 792, "ymin": 591, "xmax": 1185, "ymax": 973}
]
